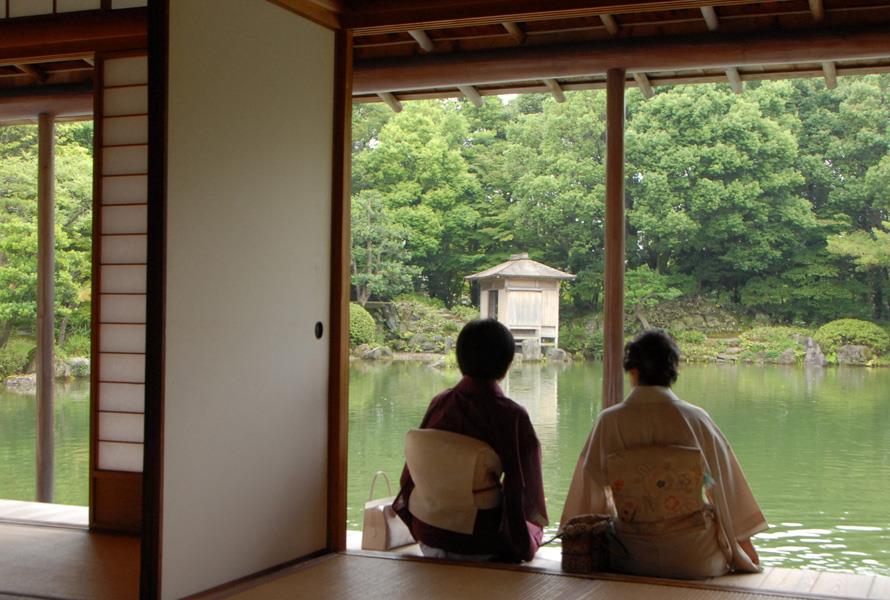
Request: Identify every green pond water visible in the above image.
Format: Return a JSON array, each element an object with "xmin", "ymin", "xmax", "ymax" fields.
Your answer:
[
  {"xmin": 2, "ymin": 363, "xmax": 889, "ymax": 575},
  {"xmin": 348, "ymin": 361, "xmax": 890, "ymax": 575}
]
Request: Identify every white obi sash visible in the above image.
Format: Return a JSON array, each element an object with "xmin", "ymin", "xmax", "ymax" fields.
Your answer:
[{"xmin": 405, "ymin": 428, "xmax": 503, "ymax": 535}]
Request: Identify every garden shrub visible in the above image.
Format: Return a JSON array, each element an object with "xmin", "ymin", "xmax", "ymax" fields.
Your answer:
[
  {"xmin": 814, "ymin": 319, "xmax": 890, "ymax": 354},
  {"xmin": 349, "ymin": 303, "xmax": 377, "ymax": 347},
  {"xmin": 60, "ymin": 332, "xmax": 91, "ymax": 358},
  {"xmin": 0, "ymin": 338, "xmax": 33, "ymax": 379},
  {"xmin": 739, "ymin": 326, "xmax": 808, "ymax": 361},
  {"xmin": 560, "ymin": 316, "xmax": 603, "ymax": 357}
]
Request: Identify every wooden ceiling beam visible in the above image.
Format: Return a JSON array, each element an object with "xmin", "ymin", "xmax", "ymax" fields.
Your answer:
[
  {"xmin": 353, "ymin": 26, "xmax": 890, "ymax": 94},
  {"xmin": 501, "ymin": 21, "xmax": 526, "ymax": 45},
  {"xmin": 346, "ymin": 0, "xmax": 774, "ymax": 35},
  {"xmin": 600, "ymin": 14, "xmax": 620, "ymax": 36},
  {"xmin": 267, "ymin": 0, "xmax": 342, "ymax": 29},
  {"xmin": 633, "ymin": 72, "xmax": 654, "ymax": 97},
  {"xmin": 0, "ymin": 8, "xmax": 147, "ymax": 64},
  {"xmin": 543, "ymin": 78, "xmax": 566, "ymax": 102},
  {"xmin": 808, "ymin": 0, "xmax": 825, "ymax": 22},
  {"xmin": 457, "ymin": 84, "xmax": 484, "ymax": 106},
  {"xmin": 378, "ymin": 91, "xmax": 403, "ymax": 112},
  {"xmin": 700, "ymin": 6, "xmax": 719, "ymax": 31},
  {"xmin": 15, "ymin": 64, "xmax": 48, "ymax": 83},
  {"xmin": 725, "ymin": 66, "xmax": 743, "ymax": 92},
  {"xmin": 408, "ymin": 29, "xmax": 436, "ymax": 52},
  {"xmin": 822, "ymin": 60, "xmax": 837, "ymax": 88}
]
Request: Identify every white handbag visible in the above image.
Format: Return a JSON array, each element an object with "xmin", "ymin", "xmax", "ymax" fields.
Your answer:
[{"xmin": 361, "ymin": 471, "xmax": 414, "ymax": 551}]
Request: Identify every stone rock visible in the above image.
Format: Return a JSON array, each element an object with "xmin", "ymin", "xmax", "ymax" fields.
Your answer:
[
  {"xmin": 716, "ymin": 353, "xmax": 738, "ymax": 362},
  {"xmin": 444, "ymin": 336, "xmax": 454, "ymax": 353},
  {"xmin": 362, "ymin": 346, "xmax": 393, "ymax": 360},
  {"xmin": 836, "ymin": 344, "xmax": 871, "ymax": 366},
  {"xmin": 429, "ymin": 356, "xmax": 446, "ymax": 369},
  {"xmin": 54, "ymin": 359, "xmax": 72, "ymax": 379},
  {"xmin": 66, "ymin": 357, "xmax": 90, "ymax": 378},
  {"xmin": 420, "ymin": 340, "xmax": 439, "ymax": 353},
  {"xmin": 775, "ymin": 349, "xmax": 797, "ymax": 365},
  {"xmin": 803, "ymin": 337, "xmax": 827, "ymax": 367},
  {"xmin": 521, "ymin": 338, "xmax": 542, "ymax": 361},
  {"xmin": 546, "ymin": 347, "xmax": 570, "ymax": 362},
  {"xmin": 4, "ymin": 373, "xmax": 36, "ymax": 392},
  {"xmin": 721, "ymin": 346, "xmax": 741, "ymax": 355}
]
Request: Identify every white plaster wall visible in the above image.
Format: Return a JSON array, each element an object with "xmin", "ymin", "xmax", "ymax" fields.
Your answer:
[{"xmin": 162, "ymin": 2, "xmax": 333, "ymax": 598}]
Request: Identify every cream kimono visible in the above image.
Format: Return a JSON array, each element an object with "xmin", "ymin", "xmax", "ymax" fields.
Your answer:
[{"xmin": 561, "ymin": 385, "xmax": 768, "ymax": 575}]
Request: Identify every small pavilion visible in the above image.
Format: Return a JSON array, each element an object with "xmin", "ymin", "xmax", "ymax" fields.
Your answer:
[{"xmin": 466, "ymin": 253, "xmax": 575, "ymax": 349}]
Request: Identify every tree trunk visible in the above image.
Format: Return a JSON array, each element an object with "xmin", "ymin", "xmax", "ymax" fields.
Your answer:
[
  {"xmin": 0, "ymin": 321, "xmax": 12, "ymax": 349},
  {"xmin": 357, "ymin": 286, "xmax": 370, "ymax": 306},
  {"xmin": 634, "ymin": 305, "xmax": 651, "ymax": 330},
  {"xmin": 57, "ymin": 314, "xmax": 69, "ymax": 348}
]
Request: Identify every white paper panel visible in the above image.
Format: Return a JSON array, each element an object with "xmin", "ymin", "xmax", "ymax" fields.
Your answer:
[
  {"xmin": 98, "ymin": 441, "xmax": 143, "ymax": 472},
  {"xmin": 99, "ymin": 382, "xmax": 145, "ymax": 413},
  {"xmin": 99, "ymin": 412, "xmax": 144, "ymax": 443},
  {"xmin": 0, "ymin": 3, "xmax": 7, "ymax": 17},
  {"xmin": 112, "ymin": 0, "xmax": 147, "ymax": 7},
  {"xmin": 103, "ymin": 146, "xmax": 148, "ymax": 176},
  {"xmin": 101, "ymin": 265, "xmax": 147, "ymax": 294},
  {"xmin": 100, "ymin": 353, "xmax": 145, "ymax": 383},
  {"xmin": 102, "ymin": 205, "xmax": 147, "ymax": 235},
  {"xmin": 102, "ymin": 175, "xmax": 147, "ymax": 205},
  {"xmin": 100, "ymin": 324, "xmax": 146, "ymax": 353},
  {"xmin": 103, "ymin": 56, "xmax": 148, "ymax": 87},
  {"xmin": 101, "ymin": 234, "xmax": 147, "ymax": 264},
  {"xmin": 9, "ymin": 0, "xmax": 53, "ymax": 17},
  {"xmin": 100, "ymin": 294, "xmax": 146, "ymax": 323},
  {"xmin": 103, "ymin": 115, "xmax": 148, "ymax": 146},
  {"xmin": 58, "ymin": 0, "xmax": 101, "ymax": 12},
  {"xmin": 103, "ymin": 86, "xmax": 148, "ymax": 117}
]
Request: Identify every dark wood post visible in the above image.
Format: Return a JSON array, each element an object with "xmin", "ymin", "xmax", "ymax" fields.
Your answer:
[
  {"xmin": 37, "ymin": 112, "xmax": 55, "ymax": 502},
  {"xmin": 602, "ymin": 69, "xmax": 625, "ymax": 410}
]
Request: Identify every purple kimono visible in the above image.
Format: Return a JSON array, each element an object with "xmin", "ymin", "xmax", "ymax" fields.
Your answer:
[{"xmin": 394, "ymin": 376, "xmax": 548, "ymax": 562}]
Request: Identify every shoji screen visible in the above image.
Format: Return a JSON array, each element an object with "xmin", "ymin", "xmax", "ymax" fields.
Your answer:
[
  {"xmin": 91, "ymin": 52, "xmax": 148, "ymax": 533},
  {"xmin": 0, "ymin": 0, "xmax": 146, "ymax": 19}
]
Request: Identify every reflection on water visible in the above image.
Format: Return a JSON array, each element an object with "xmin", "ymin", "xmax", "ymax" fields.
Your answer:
[
  {"xmin": 348, "ymin": 361, "xmax": 890, "ymax": 575},
  {"xmin": 0, "ymin": 381, "xmax": 90, "ymax": 506}
]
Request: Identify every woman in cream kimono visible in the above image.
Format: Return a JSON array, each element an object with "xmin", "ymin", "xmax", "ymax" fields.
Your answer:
[{"xmin": 561, "ymin": 330, "xmax": 767, "ymax": 579}]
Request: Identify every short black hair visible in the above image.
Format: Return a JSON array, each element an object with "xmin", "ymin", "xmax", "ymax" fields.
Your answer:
[
  {"xmin": 456, "ymin": 319, "xmax": 515, "ymax": 380},
  {"xmin": 623, "ymin": 330, "xmax": 680, "ymax": 387}
]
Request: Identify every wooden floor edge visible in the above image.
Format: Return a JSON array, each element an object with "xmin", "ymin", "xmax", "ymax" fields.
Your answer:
[
  {"xmin": 340, "ymin": 550, "xmax": 874, "ymax": 600},
  {"xmin": 185, "ymin": 549, "xmax": 335, "ymax": 599}
]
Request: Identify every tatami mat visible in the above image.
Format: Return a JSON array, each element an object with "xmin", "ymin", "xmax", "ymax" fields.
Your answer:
[
  {"xmin": 0, "ymin": 523, "xmax": 139, "ymax": 600},
  {"xmin": 227, "ymin": 553, "xmax": 810, "ymax": 600}
]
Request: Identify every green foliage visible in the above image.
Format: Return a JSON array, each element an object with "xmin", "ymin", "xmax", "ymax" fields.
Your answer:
[
  {"xmin": 739, "ymin": 326, "xmax": 808, "ymax": 361},
  {"xmin": 814, "ymin": 319, "xmax": 890, "ymax": 354},
  {"xmin": 0, "ymin": 122, "xmax": 93, "ymax": 348},
  {"xmin": 60, "ymin": 332, "xmax": 91, "ymax": 358},
  {"xmin": 351, "ymin": 75, "xmax": 890, "ymax": 323},
  {"xmin": 560, "ymin": 315, "xmax": 603, "ymax": 357},
  {"xmin": 0, "ymin": 337, "xmax": 33, "ymax": 378},
  {"xmin": 349, "ymin": 303, "xmax": 377, "ymax": 347}
]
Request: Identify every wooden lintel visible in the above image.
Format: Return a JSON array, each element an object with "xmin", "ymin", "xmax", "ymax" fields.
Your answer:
[
  {"xmin": 266, "ymin": 0, "xmax": 342, "ymax": 30},
  {"xmin": 701, "ymin": 6, "xmax": 719, "ymax": 31},
  {"xmin": 457, "ymin": 84, "xmax": 484, "ymax": 106},
  {"xmin": 600, "ymin": 14, "xmax": 619, "ymax": 36},
  {"xmin": 378, "ymin": 91, "xmax": 403, "ymax": 112},
  {"xmin": 501, "ymin": 21, "xmax": 526, "ymax": 45},
  {"xmin": 543, "ymin": 78, "xmax": 566, "ymax": 102},
  {"xmin": 408, "ymin": 30, "xmax": 435, "ymax": 52},
  {"xmin": 0, "ymin": 8, "xmax": 147, "ymax": 64},
  {"xmin": 808, "ymin": 0, "xmax": 825, "ymax": 22},
  {"xmin": 633, "ymin": 72, "xmax": 654, "ymax": 98},
  {"xmin": 725, "ymin": 66, "xmax": 743, "ymax": 93},
  {"xmin": 346, "ymin": 0, "xmax": 780, "ymax": 35},
  {"xmin": 353, "ymin": 26, "xmax": 890, "ymax": 94},
  {"xmin": 822, "ymin": 61, "xmax": 837, "ymax": 88}
]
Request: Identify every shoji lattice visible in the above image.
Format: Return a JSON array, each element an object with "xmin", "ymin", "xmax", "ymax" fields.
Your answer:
[
  {"xmin": 95, "ymin": 53, "xmax": 148, "ymax": 476},
  {"xmin": 1, "ymin": 0, "xmax": 146, "ymax": 19}
]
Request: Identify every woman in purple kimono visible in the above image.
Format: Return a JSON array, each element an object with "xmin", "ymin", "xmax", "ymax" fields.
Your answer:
[{"xmin": 394, "ymin": 319, "xmax": 548, "ymax": 563}]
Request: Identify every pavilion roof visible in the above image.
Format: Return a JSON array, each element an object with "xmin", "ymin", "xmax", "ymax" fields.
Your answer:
[{"xmin": 465, "ymin": 253, "xmax": 576, "ymax": 281}]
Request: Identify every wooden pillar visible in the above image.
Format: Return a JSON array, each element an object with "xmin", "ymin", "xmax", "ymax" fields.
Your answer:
[
  {"xmin": 602, "ymin": 69, "xmax": 625, "ymax": 410},
  {"xmin": 36, "ymin": 112, "xmax": 55, "ymax": 502}
]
